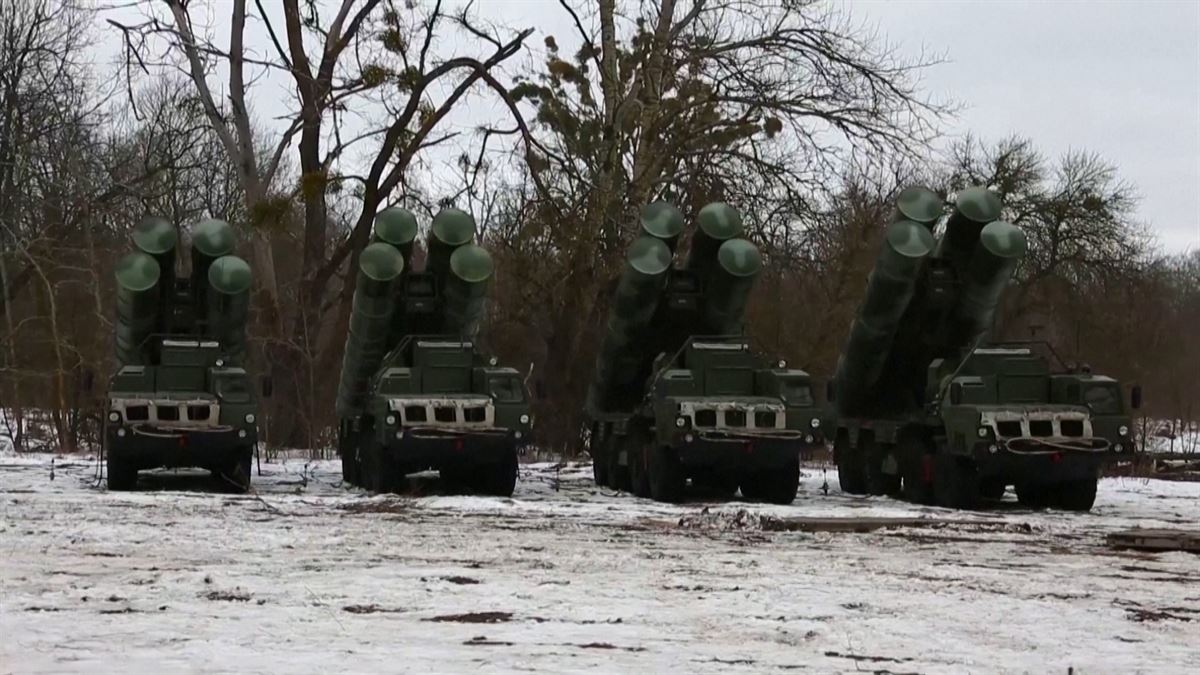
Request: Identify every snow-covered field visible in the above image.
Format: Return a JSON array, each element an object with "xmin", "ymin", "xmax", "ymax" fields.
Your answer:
[{"xmin": 1, "ymin": 456, "xmax": 1198, "ymax": 674}]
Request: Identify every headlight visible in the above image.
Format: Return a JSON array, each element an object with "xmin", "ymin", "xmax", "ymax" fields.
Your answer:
[
  {"xmin": 244, "ymin": 413, "xmax": 256, "ymax": 424},
  {"xmin": 237, "ymin": 429, "xmax": 247, "ymax": 438},
  {"xmin": 810, "ymin": 417, "xmax": 820, "ymax": 428},
  {"xmin": 684, "ymin": 433, "xmax": 694, "ymax": 443},
  {"xmin": 988, "ymin": 444, "xmax": 999, "ymax": 453},
  {"xmin": 1115, "ymin": 443, "xmax": 1124, "ymax": 453},
  {"xmin": 977, "ymin": 426, "xmax": 989, "ymax": 438},
  {"xmin": 1118, "ymin": 425, "xmax": 1129, "ymax": 436},
  {"xmin": 520, "ymin": 414, "xmax": 531, "ymax": 424},
  {"xmin": 394, "ymin": 431, "xmax": 403, "ymax": 440},
  {"xmin": 108, "ymin": 411, "xmax": 120, "ymax": 423},
  {"xmin": 675, "ymin": 416, "xmax": 687, "ymax": 428},
  {"xmin": 804, "ymin": 434, "xmax": 814, "ymax": 444},
  {"xmin": 385, "ymin": 414, "xmax": 397, "ymax": 426},
  {"xmin": 116, "ymin": 428, "xmax": 127, "ymax": 438},
  {"xmin": 514, "ymin": 430, "xmax": 523, "ymax": 440}
]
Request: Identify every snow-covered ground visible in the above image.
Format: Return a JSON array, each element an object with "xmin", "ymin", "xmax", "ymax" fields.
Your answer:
[{"xmin": 1, "ymin": 456, "xmax": 1197, "ymax": 674}]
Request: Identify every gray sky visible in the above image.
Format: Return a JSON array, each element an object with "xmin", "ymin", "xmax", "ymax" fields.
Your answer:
[
  {"xmin": 98, "ymin": 0, "xmax": 1200, "ymax": 252},
  {"xmin": 857, "ymin": 0, "xmax": 1200, "ymax": 252}
]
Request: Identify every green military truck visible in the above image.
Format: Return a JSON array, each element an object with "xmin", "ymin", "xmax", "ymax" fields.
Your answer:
[
  {"xmin": 335, "ymin": 207, "xmax": 533, "ymax": 496},
  {"xmin": 586, "ymin": 202, "xmax": 816, "ymax": 503},
  {"xmin": 830, "ymin": 186, "xmax": 1139, "ymax": 510},
  {"xmin": 105, "ymin": 217, "xmax": 267, "ymax": 492}
]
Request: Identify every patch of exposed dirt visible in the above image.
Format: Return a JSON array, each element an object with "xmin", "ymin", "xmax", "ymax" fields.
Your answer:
[
  {"xmin": 573, "ymin": 642, "xmax": 646, "ymax": 652},
  {"xmin": 425, "ymin": 611, "xmax": 513, "ymax": 624},
  {"xmin": 823, "ymin": 650, "xmax": 911, "ymax": 664},
  {"xmin": 463, "ymin": 636, "xmax": 514, "ymax": 646},
  {"xmin": 339, "ymin": 499, "xmax": 411, "ymax": 514},
  {"xmin": 203, "ymin": 589, "xmax": 252, "ymax": 602},
  {"xmin": 421, "ymin": 575, "xmax": 481, "ymax": 585},
  {"xmin": 343, "ymin": 604, "xmax": 406, "ymax": 615}
]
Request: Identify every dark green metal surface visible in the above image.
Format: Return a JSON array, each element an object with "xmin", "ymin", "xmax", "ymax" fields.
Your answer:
[
  {"xmin": 893, "ymin": 186, "xmax": 944, "ymax": 227},
  {"xmin": 426, "ymin": 208, "xmax": 476, "ymax": 287},
  {"xmin": 336, "ymin": 243, "xmax": 406, "ymax": 417},
  {"xmin": 936, "ymin": 186, "xmax": 1002, "ymax": 266},
  {"xmin": 701, "ymin": 238, "xmax": 762, "ymax": 335},
  {"xmin": 640, "ymin": 202, "xmax": 685, "ymax": 251},
  {"xmin": 205, "ymin": 256, "xmax": 252, "ymax": 364},
  {"xmin": 442, "ymin": 244, "xmax": 494, "ymax": 337},
  {"xmin": 686, "ymin": 202, "xmax": 744, "ymax": 281},
  {"xmin": 189, "ymin": 218, "xmax": 236, "ymax": 315},
  {"xmin": 833, "ymin": 219, "xmax": 936, "ymax": 415},
  {"xmin": 373, "ymin": 207, "xmax": 419, "ymax": 268},
  {"xmin": 113, "ymin": 252, "xmax": 162, "ymax": 365},
  {"xmin": 132, "ymin": 215, "xmax": 177, "ymax": 331},
  {"xmin": 955, "ymin": 220, "xmax": 1027, "ymax": 343}
]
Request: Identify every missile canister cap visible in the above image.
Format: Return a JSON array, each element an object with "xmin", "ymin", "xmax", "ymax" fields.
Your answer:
[
  {"xmin": 953, "ymin": 186, "xmax": 1003, "ymax": 224},
  {"xmin": 358, "ymin": 242, "xmax": 405, "ymax": 281},
  {"xmin": 431, "ymin": 208, "xmax": 476, "ymax": 246},
  {"xmin": 449, "ymin": 243, "xmax": 494, "ymax": 283},
  {"xmin": 697, "ymin": 202, "xmax": 744, "ymax": 241},
  {"xmin": 885, "ymin": 219, "xmax": 936, "ymax": 258},
  {"xmin": 716, "ymin": 238, "xmax": 762, "ymax": 277},
  {"xmin": 114, "ymin": 252, "xmax": 161, "ymax": 292},
  {"xmin": 191, "ymin": 218, "xmax": 236, "ymax": 258},
  {"xmin": 978, "ymin": 220, "xmax": 1027, "ymax": 259},
  {"xmin": 374, "ymin": 207, "xmax": 418, "ymax": 246},
  {"xmin": 896, "ymin": 186, "xmax": 943, "ymax": 225},
  {"xmin": 640, "ymin": 201, "xmax": 684, "ymax": 241},
  {"xmin": 132, "ymin": 216, "xmax": 176, "ymax": 255},
  {"xmin": 627, "ymin": 236, "xmax": 672, "ymax": 276},
  {"xmin": 207, "ymin": 255, "xmax": 253, "ymax": 295}
]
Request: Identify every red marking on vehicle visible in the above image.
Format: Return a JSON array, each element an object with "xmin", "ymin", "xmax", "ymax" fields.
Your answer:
[
  {"xmin": 921, "ymin": 455, "xmax": 934, "ymax": 483},
  {"xmin": 1052, "ymin": 452, "xmax": 1062, "ymax": 464}
]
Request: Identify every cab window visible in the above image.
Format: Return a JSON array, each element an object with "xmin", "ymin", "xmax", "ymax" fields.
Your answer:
[
  {"xmin": 1084, "ymin": 385, "xmax": 1121, "ymax": 415},
  {"xmin": 215, "ymin": 377, "xmax": 251, "ymax": 403},
  {"xmin": 780, "ymin": 380, "xmax": 814, "ymax": 406},
  {"xmin": 488, "ymin": 377, "xmax": 525, "ymax": 403}
]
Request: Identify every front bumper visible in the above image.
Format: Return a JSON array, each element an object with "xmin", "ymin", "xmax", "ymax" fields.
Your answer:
[
  {"xmin": 380, "ymin": 427, "xmax": 520, "ymax": 470},
  {"xmin": 971, "ymin": 437, "xmax": 1119, "ymax": 484},
  {"xmin": 673, "ymin": 429, "xmax": 804, "ymax": 470},
  {"xmin": 107, "ymin": 424, "xmax": 253, "ymax": 469}
]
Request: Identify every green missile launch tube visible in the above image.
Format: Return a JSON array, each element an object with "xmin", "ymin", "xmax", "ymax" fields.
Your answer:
[
  {"xmin": 426, "ymin": 208, "xmax": 475, "ymax": 285},
  {"xmin": 335, "ymin": 243, "xmax": 406, "ymax": 418},
  {"xmin": 442, "ymin": 244, "xmax": 494, "ymax": 338},
  {"xmin": 701, "ymin": 238, "xmax": 762, "ymax": 336},
  {"xmin": 686, "ymin": 202, "xmax": 744, "ymax": 281},
  {"xmin": 189, "ymin": 218, "xmax": 236, "ymax": 316},
  {"xmin": 833, "ymin": 219, "xmax": 936, "ymax": 416},
  {"xmin": 954, "ymin": 220, "xmax": 1027, "ymax": 343},
  {"xmin": 114, "ymin": 252, "xmax": 162, "ymax": 365},
  {"xmin": 205, "ymin": 256, "xmax": 252, "ymax": 364},
  {"xmin": 589, "ymin": 236, "xmax": 673, "ymax": 412},
  {"xmin": 640, "ymin": 201, "xmax": 685, "ymax": 252},
  {"xmin": 373, "ymin": 207, "xmax": 419, "ymax": 269},
  {"xmin": 935, "ymin": 186, "xmax": 1001, "ymax": 264},
  {"xmin": 893, "ymin": 186, "xmax": 943, "ymax": 227},
  {"xmin": 132, "ymin": 215, "xmax": 177, "ymax": 331}
]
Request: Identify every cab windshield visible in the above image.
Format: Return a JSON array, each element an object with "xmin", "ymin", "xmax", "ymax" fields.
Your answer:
[
  {"xmin": 1084, "ymin": 384, "xmax": 1121, "ymax": 415},
  {"xmin": 214, "ymin": 376, "xmax": 251, "ymax": 403},
  {"xmin": 488, "ymin": 376, "xmax": 525, "ymax": 403},
  {"xmin": 779, "ymin": 380, "xmax": 814, "ymax": 406}
]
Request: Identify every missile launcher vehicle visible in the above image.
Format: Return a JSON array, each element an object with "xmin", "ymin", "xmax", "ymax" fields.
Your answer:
[
  {"xmin": 104, "ymin": 217, "xmax": 268, "ymax": 492},
  {"xmin": 585, "ymin": 202, "xmax": 819, "ymax": 504},
  {"xmin": 335, "ymin": 207, "xmax": 532, "ymax": 496},
  {"xmin": 829, "ymin": 186, "xmax": 1140, "ymax": 511}
]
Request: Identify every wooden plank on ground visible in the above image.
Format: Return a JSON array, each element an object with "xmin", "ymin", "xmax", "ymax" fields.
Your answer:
[{"xmin": 1107, "ymin": 528, "xmax": 1200, "ymax": 553}]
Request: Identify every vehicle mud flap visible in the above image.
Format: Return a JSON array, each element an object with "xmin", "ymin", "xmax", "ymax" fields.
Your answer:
[
  {"xmin": 472, "ymin": 444, "xmax": 518, "ymax": 497},
  {"xmin": 107, "ymin": 455, "xmax": 139, "ymax": 491},
  {"xmin": 933, "ymin": 454, "xmax": 978, "ymax": 510},
  {"xmin": 608, "ymin": 439, "xmax": 631, "ymax": 492},
  {"xmin": 865, "ymin": 440, "xmax": 901, "ymax": 496},
  {"xmin": 648, "ymin": 445, "xmax": 685, "ymax": 503},
  {"xmin": 835, "ymin": 433, "xmax": 867, "ymax": 495},
  {"xmin": 899, "ymin": 439, "xmax": 934, "ymax": 505},
  {"xmin": 628, "ymin": 429, "xmax": 651, "ymax": 498},
  {"xmin": 361, "ymin": 431, "xmax": 394, "ymax": 494},
  {"xmin": 979, "ymin": 478, "xmax": 1006, "ymax": 501},
  {"xmin": 217, "ymin": 447, "xmax": 252, "ymax": 494},
  {"xmin": 1015, "ymin": 482, "xmax": 1051, "ymax": 509}
]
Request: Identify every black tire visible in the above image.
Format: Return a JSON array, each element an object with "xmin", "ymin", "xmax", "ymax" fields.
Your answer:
[
  {"xmin": 608, "ymin": 435, "xmax": 631, "ymax": 492},
  {"xmin": 933, "ymin": 454, "xmax": 978, "ymax": 510},
  {"xmin": 1015, "ymin": 482, "xmax": 1051, "ymax": 508},
  {"xmin": 473, "ymin": 447, "xmax": 518, "ymax": 497},
  {"xmin": 834, "ymin": 433, "xmax": 867, "ymax": 495},
  {"xmin": 751, "ymin": 460, "xmax": 800, "ymax": 505},
  {"xmin": 979, "ymin": 478, "xmax": 1006, "ymax": 501},
  {"xmin": 590, "ymin": 424, "xmax": 609, "ymax": 487},
  {"xmin": 864, "ymin": 438, "xmax": 901, "ymax": 496},
  {"xmin": 898, "ymin": 436, "xmax": 935, "ymax": 505},
  {"xmin": 107, "ymin": 455, "xmax": 138, "ymax": 491},
  {"xmin": 1054, "ymin": 479, "xmax": 1098, "ymax": 512},
  {"xmin": 360, "ymin": 426, "xmax": 392, "ymax": 494},
  {"xmin": 627, "ymin": 428, "xmax": 652, "ymax": 498},
  {"xmin": 648, "ymin": 445, "xmax": 685, "ymax": 503},
  {"xmin": 341, "ymin": 441, "xmax": 360, "ymax": 487},
  {"xmin": 217, "ymin": 450, "xmax": 253, "ymax": 494}
]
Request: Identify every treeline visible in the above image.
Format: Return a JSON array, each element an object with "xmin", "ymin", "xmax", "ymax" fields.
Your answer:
[{"xmin": 1, "ymin": 0, "xmax": 1196, "ymax": 454}]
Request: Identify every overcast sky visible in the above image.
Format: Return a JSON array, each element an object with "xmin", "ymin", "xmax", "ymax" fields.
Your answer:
[{"xmin": 99, "ymin": 0, "xmax": 1200, "ymax": 252}]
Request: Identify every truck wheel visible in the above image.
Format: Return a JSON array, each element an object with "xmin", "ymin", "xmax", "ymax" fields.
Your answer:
[
  {"xmin": 756, "ymin": 460, "xmax": 800, "ymax": 505},
  {"xmin": 591, "ymin": 449, "xmax": 609, "ymax": 487},
  {"xmin": 475, "ymin": 448, "xmax": 518, "ymax": 497},
  {"xmin": 933, "ymin": 454, "xmax": 978, "ymax": 510},
  {"xmin": 361, "ymin": 438, "xmax": 390, "ymax": 493},
  {"xmin": 897, "ymin": 436, "xmax": 934, "ymax": 505},
  {"xmin": 629, "ymin": 444, "xmax": 651, "ymax": 498},
  {"xmin": 608, "ymin": 439, "xmax": 631, "ymax": 492},
  {"xmin": 107, "ymin": 456, "xmax": 138, "ymax": 491},
  {"xmin": 217, "ymin": 451, "xmax": 252, "ymax": 494},
  {"xmin": 979, "ymin": 478, "xmax": 1007, "ymax": 501},
  {"xmin": 1015, "ymin": 482, "xmax": 1050, "ymax": 509},
  {"xmin": 1054, "ymin": 479, "xmax": 1098, "ymax": 512},
  {"xmin": 648, "ymin": 445, "xmax": 685, "ymax": 503},
  {"xmin": 341, "ymin": 445, "xmax": 360, "ymax": 486},
  {"xmin": 865, "ymin": 440, "xmax": 901, "ymax": 496},
  {"xmin": 834, "ymin": 434, "xmax": 867, "ymax": 495}
]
